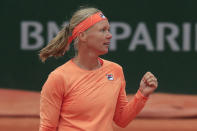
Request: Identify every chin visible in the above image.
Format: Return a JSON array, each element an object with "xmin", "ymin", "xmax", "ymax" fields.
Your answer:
[{"xmin": 98, "ymin": 49, "xmax": 109, "ymax": 55}]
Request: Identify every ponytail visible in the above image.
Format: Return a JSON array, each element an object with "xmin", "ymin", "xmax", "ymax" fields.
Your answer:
[
  {"xmin": 39, "ymin": 24, "xmax": 70, "ymax": 62},
  {"xmin": 39, "ymin": 7, "xmax": 100, "ymax": 62}
]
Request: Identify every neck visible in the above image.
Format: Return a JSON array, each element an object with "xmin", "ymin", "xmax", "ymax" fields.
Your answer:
[{"xmin": 73, "ymin": 52, "xmax": 101, "ymax": 70}]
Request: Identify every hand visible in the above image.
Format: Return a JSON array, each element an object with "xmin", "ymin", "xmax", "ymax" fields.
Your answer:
[{"xmin": 139, "ymin": 72, "xmax": 158, "ymax": 97}]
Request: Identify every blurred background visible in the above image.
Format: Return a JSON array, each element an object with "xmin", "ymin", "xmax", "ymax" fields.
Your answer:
[{"xmin": 1, "ymin": 0, "xmax": 197, "ymax": 131}]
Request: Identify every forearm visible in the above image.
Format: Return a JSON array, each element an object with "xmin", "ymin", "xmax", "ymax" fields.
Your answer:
[
  {"xmin": 114, "ymin": 90, "xmax": 148, "ymax": 127},
  {"xmin": 39, "ymin": 125, "xmax": 57, "ymax": 131}
]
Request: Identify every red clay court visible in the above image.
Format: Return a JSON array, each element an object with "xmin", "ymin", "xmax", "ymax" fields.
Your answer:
[{"xmin": 0, "ymin": 88, "xmax": 197, "ymax": 131}]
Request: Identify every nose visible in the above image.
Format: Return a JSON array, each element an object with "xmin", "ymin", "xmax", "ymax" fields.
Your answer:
[{"xmin": 106, "ymin": 32, "xmax": 112, "ymax": 39}]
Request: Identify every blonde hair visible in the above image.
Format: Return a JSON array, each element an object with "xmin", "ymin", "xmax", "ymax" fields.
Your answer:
[{"xmin": 39, "ymin": 7, "xmax": 100, "ymax": 62}]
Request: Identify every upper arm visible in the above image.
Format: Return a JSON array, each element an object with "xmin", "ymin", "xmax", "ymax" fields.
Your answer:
[
  {"xmin": 40, "ymin": 72, "xmax": 65, "ymax": 130},
  {"xmin": 113, "ymin": 67, "xmax": 128, "ymax": 125}
]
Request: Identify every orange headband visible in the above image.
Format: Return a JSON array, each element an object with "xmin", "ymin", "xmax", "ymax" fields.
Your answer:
[{"xmin": 67, "ymin": 12, "xmax": 107, "ymax": 45}]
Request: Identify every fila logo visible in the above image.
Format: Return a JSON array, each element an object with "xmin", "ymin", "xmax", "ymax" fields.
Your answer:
[
  {"xmin": 106, "ymin": 74, "xmax": 114, "ymax": 81},
  {"xmin": 99, "ymin": 13, "xmax": 106, "ymax": 18}
]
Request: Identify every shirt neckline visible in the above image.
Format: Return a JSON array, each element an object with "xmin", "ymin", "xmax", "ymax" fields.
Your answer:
[{"xmin": 70, "ymin": 58, "xmax": 105, "ymax": 73}]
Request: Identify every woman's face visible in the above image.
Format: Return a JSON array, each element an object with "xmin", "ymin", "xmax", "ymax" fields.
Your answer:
[{"xmin": 83, "ymin": 20, "xmax": 112, "ymax": 55}]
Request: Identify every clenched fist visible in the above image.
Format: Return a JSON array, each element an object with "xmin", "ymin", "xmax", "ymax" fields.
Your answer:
[{"xmin": 139, "ymin": 72, "xmax": 158, "ymax": 97}]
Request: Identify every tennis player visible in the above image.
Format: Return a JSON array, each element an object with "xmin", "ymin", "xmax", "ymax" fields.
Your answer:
[{"xmin": 39, "ymin": 7, "xmax": 158, "ymax": 131}]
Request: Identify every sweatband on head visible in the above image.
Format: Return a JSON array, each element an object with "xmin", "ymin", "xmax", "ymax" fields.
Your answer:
[{"xmin": 67, "ymin": 12, "xmax": 107, "ymax": 45}]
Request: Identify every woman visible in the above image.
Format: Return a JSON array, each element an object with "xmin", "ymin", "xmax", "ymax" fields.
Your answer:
[{"xmin": 39, "ymin": 7, "xmax": 158, "ymax": 131}]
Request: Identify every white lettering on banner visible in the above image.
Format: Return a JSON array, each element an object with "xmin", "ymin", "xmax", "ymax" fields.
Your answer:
[
  {"xmin": 20, "ymin": 21, "xmax": 197, "ymax": 52},
  {"xmin": 47, "ymin": 21, "xmax": 69, "ymax": 43},
  {"xmin": 110, "ymin": 22, "xmax": 131, "ymax": 51},
  {"xmin": 129, "ymin": 23, "xmax": 154, "ymax": 51},
  {"xmin": 21, "ymin": 21, "xmax": 44, "ymax": 50},
  {"xmin": 156, "ymin": 23, "xmax": 180, "ymax": 51},
  {"xmin": 182, "ymin": 23, "xmax": 191, "ymax": 51},
  {"xmin": 47, "ymin": 22, "xmax": 60, "ymax": 43}
]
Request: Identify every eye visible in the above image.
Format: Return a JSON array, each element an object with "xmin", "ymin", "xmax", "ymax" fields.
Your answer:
[
  {"xmin": 101, "ymin": 28, "xmax": 106, "ymax": 32},
  {"xmin": 100, "ymin": 26, "xmax": 110, "ymax": 33}
]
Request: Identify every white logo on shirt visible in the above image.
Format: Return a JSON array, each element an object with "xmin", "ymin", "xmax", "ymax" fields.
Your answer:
[{"xmin": 106, "ymin": 74, "xmax": 114, "ymax": 81}]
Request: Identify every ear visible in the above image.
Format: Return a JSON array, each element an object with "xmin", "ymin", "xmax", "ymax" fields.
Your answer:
[{"xmin": 78, "ymin": 32, "xmax": 87, "ymax": 42}]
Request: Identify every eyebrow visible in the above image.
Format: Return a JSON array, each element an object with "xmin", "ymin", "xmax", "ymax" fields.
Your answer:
[{"xmin": 104, "ymin": 25, "xmax": 110, "ymax": 29}]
